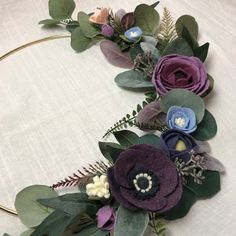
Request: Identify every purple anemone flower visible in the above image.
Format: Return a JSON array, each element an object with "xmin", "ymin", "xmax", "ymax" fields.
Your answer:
[
  {"xmin": 160, "ymin": 129, "xmax": 198, "ymax": 162},
  {"xmin": 107, "ymin": 144, "xmax": 183, "ymax": 212}
]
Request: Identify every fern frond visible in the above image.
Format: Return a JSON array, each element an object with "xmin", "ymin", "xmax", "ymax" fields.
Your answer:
[
  {"xmin": 51, "ymin": 161, "xmax": 110, "ymax": 189},
  {"xmin": 157, "ymin": 7, "xmax": 177, "ymax": 52}
]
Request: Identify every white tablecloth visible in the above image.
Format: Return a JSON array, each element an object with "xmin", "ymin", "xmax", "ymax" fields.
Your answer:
[{"xmin": 0, "ymin": 0, "xmax": 236, "ymax": 235}]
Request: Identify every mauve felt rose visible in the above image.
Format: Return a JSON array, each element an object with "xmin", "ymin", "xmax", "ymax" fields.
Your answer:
[
  {"xmin": 96, "ymin": 205, "xmax": 116, "ymax": 231},
  {"xmin": 160, "ymin": 129, "xmax": 198, "ymax": 163},
  {"xmin": 167, "ymin": 106, "xmax": 197, "ymax": 133},
  {"xmin": 107, "ymin": 144, "xmax": 182, "ymax": 212},
  {"xmin": 152, "ymin": 54, "xmax": 210, "ymax": 96}
]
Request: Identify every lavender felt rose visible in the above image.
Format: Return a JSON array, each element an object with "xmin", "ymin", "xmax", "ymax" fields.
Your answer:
[
  {"xmin": 96, "ymin": 205, "xmax": 116, "ymax": 231},
  {"xmin": 160, "ymin": 129, "xmax": 198, "ymax": 163},
  {"xmin": 167, "ymin": 106, "xmax": 197, "ymax": 133},
  {"xmin": 107, "ymin": 144, "xmax": 182, "ymax": 212},
  {"xmin": 152, "ymin": 54, "xmax": 210, "ymax": 96}
]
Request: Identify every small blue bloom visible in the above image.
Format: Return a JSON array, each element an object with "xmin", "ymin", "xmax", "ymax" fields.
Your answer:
[
  {"xmin": 167, "ymin": 106, "xmax": 197, "ymax": 134},
  {"xmin": 124, "ymin": 26, "xmax": 143, "ymax": 42}
]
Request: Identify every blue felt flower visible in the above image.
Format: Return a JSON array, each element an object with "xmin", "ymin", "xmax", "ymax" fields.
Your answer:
[
  {"xmin": 124, "ymin": 26, "xmax": 143, "ymax": 42},
  {"xmin": 166, "ymin": 106, "xmax": 197, "ymax": 134}
]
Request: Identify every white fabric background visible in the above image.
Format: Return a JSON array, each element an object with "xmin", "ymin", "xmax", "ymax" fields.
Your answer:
[{"xmin": 0, "ymin": 0, "xmax": 236, "ymax": 235}]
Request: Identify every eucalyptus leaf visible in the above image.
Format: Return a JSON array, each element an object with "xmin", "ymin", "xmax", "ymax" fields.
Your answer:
[
  {"xmin": 134, "ymin": 134, "xmax": 160, "ymax": 148},
  {"xmin": 202, "ymin": 74, "xmax": 214, "ymax": 97},
  {"xmin": 49, "ymin": 0, "xmax": 75, "ymax": 20},
  {"xmin": 150, "ymin": 1, "xmax": 160, "ymax": 8},
  {"xmin": 66, "ymin": 21, "xmax": 79, "ymax": 33},
  {"xmin": 115, "ymin": 70, "xmax": 154, "ymax": 91},
  {"xmin": 140, "ymin": 42, "xmax": 160, "ymax": 62},
  {"xmin": 165, "ymin": 187, "xmax": 197, "ymax": 220},
  {"xmin": 130, "ymin": 44, "xmax": 143, "ymax": 61},
  {"xmin": 71, "ymin": 27, "xmax": 101, "ymax": 53},
  {"xmin": 99, "ymin": 142, "xmax": 124, "ymax": 162},
  {"xmin": 143, "ymin": 36, "xmax": 158, "ymax": 46},
  {"xmin": 106, "ymin": 145, "xmax": 125, "ymax": 163},
  {"xmin": 121, "ymin": 12, "xmax": 135, "ymax": 30},
  {"xmin": 78, "ymin": 224, "xmax": 109, "ymax": 236},
  {"xmin": 20, "ymin": 229, "xmax": 35, "ymax": 236},
  {"xmin": 134, "ymin": 4, "xmax": 160, "ymax": 35},
  {"xmin": 181, "ymin": 26, "xmax": 199, "ymax": 49},
  {"xmin": 193, "ymin": 42, "xmax": 209, "ymax": 62},
  {"xmin": 192, "ymin": 109, "xmax": 217, "ymax": 141},
  {"xmin": 176, "ymin": 15, "xmax": 199, "ymax": 39},
  {"xmin": 114, "ymin": 206, "xmax": 149, "ymax": 236},
  {"xmin": 113, "ymin": 130, "xmax": 139, "ymax": 147},
  {"xmin": 15, "ymin": 185, "xmax": 57, "ymax": 228},
  {"xmin": 185, "ymin": 171, "xmax": 221, "ymax": 198},
  {"xmin": 38, "ymin": 19, "xmax": 60, "ymax": 26},
  {"xmin": 160, "ymin": 89, "xmax": 205, "ymax": 123},
  {"xmin": 100, "ymin": 40, "xmax": 133, "ymax": 69},
  {"xmin": 31, "ymin": 210, "xmax": 75, "ymax": 236},
  {"xmin": 78, "ymin": 12, "xmax": 100, "ymax": 38},
  {"xmin": 162, "ymin": 38, "xmax": 193, "ymax": 56}
]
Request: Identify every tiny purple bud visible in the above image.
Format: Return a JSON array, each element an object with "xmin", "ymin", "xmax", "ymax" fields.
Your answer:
[{"xmin": 101, "ymin": 24, "xmax": 114, "ymax": 37}]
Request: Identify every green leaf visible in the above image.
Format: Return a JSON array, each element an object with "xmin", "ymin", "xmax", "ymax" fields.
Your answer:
[
  {"xmin": 31, "ymin": 210, "xmax": 75, "ymax": 236},
  {"xmin": 15, "ymin": 185, "xmax": 57, "ymax": 228},
  {"xmin": 49, "ymin": 0, "xmax": 76, "ymax": 20},
  {"xmin": 134, "ymin": 4, "xmax": 160, "ymax": 35},
  {"xmin": 165, "ymin": 187, "xmax": 197, "ymax": 220},
  {"xmin": 114, "ymin": 206, "xmax": 149, "ymax": 236},
  {"xmin": 99, "ymin": 142, "xmax": 124, "ymax": 162},
  {"xmin": 193, "ymin": 42, "xmax": 209, "ymax": 62},
  {"xmin": 78, "ymin": 224, "xmax": 109, "ymax": 236},
  {"xmin": 162, "ymin": 38, "xmax": 193, "ymax": 56},
  {"xmin": 38, "ymin": 19, "xmax": 60, "ymax": 26},
  {"xmin": 140, "ymin": 42, "xmax": 160, "ymax": 62},
  {"xmin": 185, "ymin": 171, "xmax": 221, "ymax": 198},
  {"xmin": 181, "ymin": 26, "xmax": 199, "ymax": 49},
  {"xmin": 106, "ymin": 145, "xmax": 125, "ymax": 163},
  {"xmin": 150, "ymin": 1, "xmax": 160, "ymax": 8},
  {"xmin": 201, "ymin": 74, "xmax": 214, "ymax": 97},
  {"xmin": 66, "ymin": 21, "xmax": 80, "ymax": 33},
  {"xmin": 130, "ymin": 44, "xmax": 143, "ymax": 61},
  {"xmin": 20, "ymin": 229, "xmax": 35, "ymax": 236},
  {"xmin": 192, "ymin": 109, "xmax": 217, "ymax": 141},
  {"xmin": 38, "ymin": 193, "xmax": 101, "ymax": 216},
  {"xmin": 160, "ymin": 89, "xmax": 205, "ymax": 123},
  {"xmin": 176, "ymin": 15, "xmax": 199, "ymax": 39},
  {"xmin": 113, "ymin": 130, "xmax": 139, "ymax": 148},
  {"xmin": 77, "ymin": 12, "xmax": 100, "ymax": 38},
  {"xmin": 134, "ymin": 134, "xmax": 160, "ymax": 148},
  {"xmin": 71, "ymin": 27, "xmax": 100, "ymax": 53},
  {"xmin": 115, "ymin": 70, "xmax": 154, "ymax": 91}
]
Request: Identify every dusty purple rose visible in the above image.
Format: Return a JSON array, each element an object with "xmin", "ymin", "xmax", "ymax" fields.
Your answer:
[
  {"xmin": 152, "ymin": 54, "xmax": 210, "ymax": 96},
  {"xmin": 96, "ymin": 205, "xmax": 116, "ymax": 231},
  {"xmin": 107, "ymin": 144, "xmax": 183, "ymax": 212},
  {"xmin": 160, "ymin": 129, "xmax": 198, "ymax": 163},
  {"xmin": 101, "ymin": 24, "xmax": 114, "ymax": 37}
]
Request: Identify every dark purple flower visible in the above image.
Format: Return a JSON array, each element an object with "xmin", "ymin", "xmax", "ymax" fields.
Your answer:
[
  {"xmin": 96, "ymin": 205, "xmax": 116, "ymax": 231},
  {"xmin": 107, "ymin": 144, "xmax": 183, "ymax": 212},
  {"xmin": 152, "ymin": 54, "xmax": 210, "ymax": 96},
  {"xmin": 160, "ymin": 129, "xmax": 198, "ymax": 163},
  {"xmin": 101, "ymin": 24, "xmax": 114, "ymax": 37}
]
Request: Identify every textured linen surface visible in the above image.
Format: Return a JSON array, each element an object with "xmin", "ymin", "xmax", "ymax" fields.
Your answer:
[{"xmin": 0, "ymin": 0, "xmax": 236, "ymax": 235}]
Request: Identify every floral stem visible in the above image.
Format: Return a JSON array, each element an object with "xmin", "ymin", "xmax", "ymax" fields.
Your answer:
[{"xmin": 0, "ymin": 204, "xmax": 17, "ymax": 216}]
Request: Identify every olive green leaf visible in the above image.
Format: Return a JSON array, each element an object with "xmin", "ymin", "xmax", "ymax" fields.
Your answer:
[
  {"xmin": 165, "ymin": 187, "xmax": 197, "ymax": 220},
  {"xmin": 66, "ymin": 21, "xmax": 80, "ymax": 33},
  {"xmin": 20, "ymin": 229, "xmax": 35, "ymax": 236},
  {"xmin": 193, "ymin": 42, "xmax": 210, "ymax": 62},
  {"xmin": 115, "ymin": 70, "xmax": 154, "ymax": 91},
  {"xmin": 114, "ymin": 206, "xmax": 149, "ymax": 236},
  {"xmin": 15, "ymin": 185, "xmax": 57, "ymax": 228},
  {"xmin": 134, "ymin": 4, "xmax": 160, "ymax": 35},
  {"xmin": 77, "ymin": 12, "xmax": 100, "ymax": 38},
  {"xmin": 130, "ymin": 44, "xmax": 143, "ymax": 61},
  {"xmin": 176, "ymin": 15, "xmax": 199, "ymax": 39},
  {"xmin": 192, "ymin": 109, "xmax": 217, "ymax": 141},
  {"xmin": 180, "ymin": 25, "xmax": 199, "ymax": 50},
  {"xmin": 38, "ymin": 19, "xmax": 60, "ymax": 26},
  {"xmin": 185, "ymin": 171, "xmax": 221, "ymax": 198},
  {"xmin": 78, "ymin": 224, "xmax": 109, "ymax": 236},
  {"xmin": 71, "ymin": 28, "xmax": 101, "ymax": 53},
  {"xmin": 49, "ymin": 0, "xmax": 76, "ymax": 20},
  {"xmin": 134, "ymin": 134, "xmax": 161, "ymax": 148},
  {"xmin": 150, "ymin": 1, "xmax": 160, "ymax": 8},
  {"xmin": 162, "ymin": 38, "xmax": 193, "ymax": 56},
  {"xmin": 113, "ymin": 130, "xmax": 139, "ymax": 148},
  {"xmin": 160, "ymin": 89, "xmax": 205, "ymax": 123}
]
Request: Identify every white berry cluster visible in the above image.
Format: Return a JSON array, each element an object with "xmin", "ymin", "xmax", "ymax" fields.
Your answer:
[{"xmin": 86, "ymin": 175, "xmax": 110, "ymax": 199}]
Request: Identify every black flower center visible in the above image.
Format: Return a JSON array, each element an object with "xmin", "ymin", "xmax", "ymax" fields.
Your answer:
[{"xmin": 128, "ymin": 168, "xmax": 160, "ymax": 200}]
